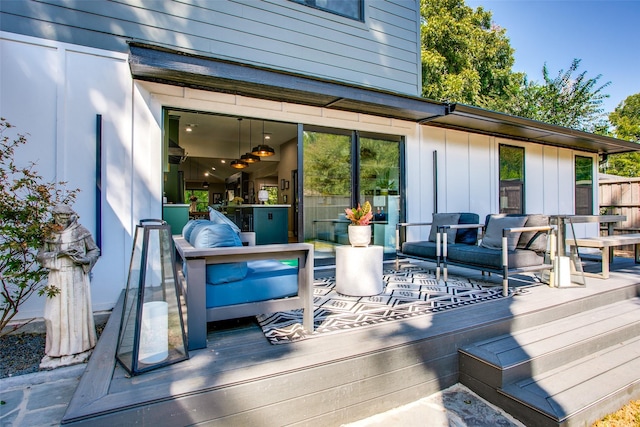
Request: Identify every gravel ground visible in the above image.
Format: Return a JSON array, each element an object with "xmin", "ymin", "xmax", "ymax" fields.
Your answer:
[
  {"xmin": 1, "ymin": 322, "xmax": 106, "ymax": 379},
  {"xmin": 0, "ymin": 332, "xmax": 46, "ymax": 378}
]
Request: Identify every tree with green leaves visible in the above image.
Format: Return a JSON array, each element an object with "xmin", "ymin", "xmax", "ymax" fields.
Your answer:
[
  {"xmin": 420, "ymin": 0, "xmax": 515, "ymax": 104},
  {"xmin": 0, "ymin": 119, "xmax": 79, "ymax": 335},
  {"xmin": 601, "ymin": 93, "xmax": 640, "ymax": 177},
  {"xmin": 480, "ymin": 59, "xmax": 610, "ymax": 134}
]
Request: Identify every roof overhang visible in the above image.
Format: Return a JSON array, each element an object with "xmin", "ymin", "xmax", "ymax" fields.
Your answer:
[
  {"xmin": 129, "ymin": 43, "xmax": 639, "ymax": 155},
  {"xmin": 433, "ymin": 104, "xmax": 640, "ymax": 155}
]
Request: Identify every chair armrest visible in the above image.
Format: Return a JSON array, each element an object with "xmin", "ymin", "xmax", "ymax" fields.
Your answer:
[{"xmin": 396, "ymin": 222, "xmax": 434, "ymax": 250}]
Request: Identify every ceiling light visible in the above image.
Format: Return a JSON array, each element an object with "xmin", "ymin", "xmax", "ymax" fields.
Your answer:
[
  {"xmin": 231, "ymin": 118, "xmax": 248, "ymax": 169},
  {"xmin": 241, "ymin": 119, "xmax": 261, "ymax": 163},
  {"xmin": 251, "ymin": 121, "xmax": 275, "ymax": 156},
  {"xmin": 251, "ymin": 144, "xmax": 275, "ymax": 156}
]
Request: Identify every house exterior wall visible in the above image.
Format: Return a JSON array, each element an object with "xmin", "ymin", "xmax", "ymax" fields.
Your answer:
[
  {"xmin": 2, "ymin": 32, "xmax": 598, "ymax": 320},
  {"xmin": 0, "ymin": 0, "xmax": 422, "ymax": 96}
]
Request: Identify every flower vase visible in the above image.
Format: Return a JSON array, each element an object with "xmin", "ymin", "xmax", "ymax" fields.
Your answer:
[{"xmin": 348, "ymin": 225, "xmax": 371, "ymax": 247}]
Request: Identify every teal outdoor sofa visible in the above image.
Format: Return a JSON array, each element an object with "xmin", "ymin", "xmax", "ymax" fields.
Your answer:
[{"xmin": 174, "ymin": 220, "xmax": 314, "ymax": 350}]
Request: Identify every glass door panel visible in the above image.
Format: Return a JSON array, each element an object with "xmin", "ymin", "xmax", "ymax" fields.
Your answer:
[
  {"xmin": 359, "ymin": 137, "xmax": 401, "ymax": 255},
  {"xmin": 302, "ymin": 130, "xmax": 352, "ymax": 261}
]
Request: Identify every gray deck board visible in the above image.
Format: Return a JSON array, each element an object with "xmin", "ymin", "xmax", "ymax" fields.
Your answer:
[{"xmin": 62, "ymin": 260, "xmax": 640, "ymax": 426}]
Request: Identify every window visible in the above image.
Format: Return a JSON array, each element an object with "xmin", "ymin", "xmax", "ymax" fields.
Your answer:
[
  {"xmin": 575, "ymin": 156, "xmax": 593, "ymax": 215},
  {"xmin": 291, "ymin": 0, "xmax": 363, "ymax": 21},
  {"xmin": 185, "ymin": 189, "xmax": 209, "ymax": 212},
  {"xmin": 499, "ymin": 144, "xmax": 524, "ymax": 214}
]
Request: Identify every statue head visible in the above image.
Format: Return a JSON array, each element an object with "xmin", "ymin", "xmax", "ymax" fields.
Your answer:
[{"xmin": 52, "ymin": 204, "xmax": 77, "ymax": 227}]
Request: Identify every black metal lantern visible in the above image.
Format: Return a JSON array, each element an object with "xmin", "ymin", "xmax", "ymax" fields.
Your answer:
[{"xmin": 116, "ymin": 219, "xmax": 188, "ymax": 375}]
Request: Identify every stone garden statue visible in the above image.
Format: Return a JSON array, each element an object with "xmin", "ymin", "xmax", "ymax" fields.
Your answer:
[{"xmin": 37, "ymin": 205, "xmax": 100, "ymax": 369}]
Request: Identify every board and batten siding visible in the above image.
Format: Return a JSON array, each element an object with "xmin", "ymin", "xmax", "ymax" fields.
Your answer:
[
  {"xmin": 0, "ymin": 0, "xmax": 421, "ymax": 96},
  {"xmin": 410, "ymin": 127, "xmax": 599, "ymax": 240}
]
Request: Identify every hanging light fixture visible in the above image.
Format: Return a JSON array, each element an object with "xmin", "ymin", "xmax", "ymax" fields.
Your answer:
[
  {"xmin": 251, "ymin": 120, "xmax": 275, "ymax": 157},
  {"xmin": 230, "ymin": 118, "xmax": 248, "ymax": 169},
  {"xmin": 241, "ymin": 119, "xmax": 260, "ymax": 164}
]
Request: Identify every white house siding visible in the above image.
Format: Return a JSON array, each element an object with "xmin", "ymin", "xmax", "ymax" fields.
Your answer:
[
  {"xmin": 2, "ymin": 32, "xmax": 598, "ymax": 320},
  {"xmin": 0, "ymin": 0, "xmax": 421, "ymax": 96},
  {"xmin": 1, "ymin": 33, "xmax": 135, "ymax": 319}
]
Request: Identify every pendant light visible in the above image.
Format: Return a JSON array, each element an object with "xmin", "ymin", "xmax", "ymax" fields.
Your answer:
[
  {"xmin": 251, "ymin": 120, "xmax": 275, "ymax": 157},
  {"xmin": 241, "ymin": 119, "xmax": 260, "ymax": 164},
  {"xmin": 230, "ymin": 118, "xmax": 248, "ymax": 169}
]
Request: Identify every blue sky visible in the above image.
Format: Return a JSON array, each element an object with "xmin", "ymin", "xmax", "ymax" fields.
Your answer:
[{"xmin": 465, "ymin": 0, "xmax": 640, "ymax": 114}]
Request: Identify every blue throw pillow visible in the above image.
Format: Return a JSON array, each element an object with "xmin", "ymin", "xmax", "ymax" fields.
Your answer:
[
  {"xmin": 191, "ymin": 223, "xmax": 248, "ymax": 285},
  {"xmin": 456, "ymin": 213, "xmax": 480, "ymax": 244},
  {"xmin": 208, "ymin": 207, "xmax": 241, "ymax": 234},
  {"xmin": 182, "ymin": 219, "xmax": 213, "ymax": 242}
]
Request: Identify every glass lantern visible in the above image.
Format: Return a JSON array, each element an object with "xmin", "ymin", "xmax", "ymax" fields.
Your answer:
[{"xmin": 116, "ymin": 219, "xmax": 188, "ymax": 375}]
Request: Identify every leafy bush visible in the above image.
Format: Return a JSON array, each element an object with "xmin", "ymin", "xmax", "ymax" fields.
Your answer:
[{"xmin": 0, "ymin": 118, "xmax": 78, "ymax": 336}]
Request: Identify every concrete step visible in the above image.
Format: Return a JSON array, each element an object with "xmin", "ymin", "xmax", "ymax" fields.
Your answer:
[
  {"xmin": 459, "ymin": 296, "xmax": 640, "ymax": 426},
  {"xmin": 459, "ymin": 297, "xmax": 640, "ymax": 388}
]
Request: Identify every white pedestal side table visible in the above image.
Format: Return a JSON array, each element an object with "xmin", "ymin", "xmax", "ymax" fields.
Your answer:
[{"xmin": 335, "ymin": 245, "xmax": 383, "ymax": 296}]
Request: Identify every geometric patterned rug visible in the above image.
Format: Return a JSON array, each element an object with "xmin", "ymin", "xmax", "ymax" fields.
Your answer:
[{"xmin": 256, "ymin": 265, "xmax": 511, "ymax": 345}]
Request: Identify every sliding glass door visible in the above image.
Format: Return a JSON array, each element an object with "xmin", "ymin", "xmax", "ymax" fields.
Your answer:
[
  {"xmin": 302, "ymin": 129, "xmax": 353, "ymax": 261},
  {"xmin": 359, "ymin": 136, "xmax": 402, "ymax": 253},
  {"xmin": 302, "ymin": 127, "xmax": 403, "ymax": 263}
]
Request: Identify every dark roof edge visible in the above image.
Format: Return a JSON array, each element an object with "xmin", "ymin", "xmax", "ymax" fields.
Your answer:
[
  {"xmin": 443, "ymin": 104, "xmax": 640, "ymax": 154},
  {"xmin": 128, "ymin": 42, "xmax": 639, "ymax": 155}
]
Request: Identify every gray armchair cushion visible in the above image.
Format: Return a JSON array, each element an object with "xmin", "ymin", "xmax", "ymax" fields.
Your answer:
[
  {"xmin": 448, "ymin": 245, "xmax": 545, "ymax": 269},
  {"xmin": 517, "ymin": 214, "xmax": 549, "ymax": 252},
  {"xmin": 428, "ymin": 213, "xmax": 461, "ymax": 243},
  {"xmin": 480, "ymin": 215, "xmax": 527, "ymax": 251},
  {"xmin": 401, "ymin": 241, "xmax": 439, "ymax": 260}
]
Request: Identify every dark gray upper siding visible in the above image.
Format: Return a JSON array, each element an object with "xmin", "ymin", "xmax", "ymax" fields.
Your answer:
[{"xmin": 0, "ymin": 0, "xmax": 421, "ymax": 96}]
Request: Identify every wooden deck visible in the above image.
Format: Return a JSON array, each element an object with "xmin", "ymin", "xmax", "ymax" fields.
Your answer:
[{"xmin": 62, "ymin": 258, "xmax": 640, "ymax": 426}]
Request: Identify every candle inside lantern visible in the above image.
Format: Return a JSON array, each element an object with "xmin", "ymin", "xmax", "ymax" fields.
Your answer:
[{"xmin": 138, "ymin": 301, "xmax": 169, "ymax": 364}]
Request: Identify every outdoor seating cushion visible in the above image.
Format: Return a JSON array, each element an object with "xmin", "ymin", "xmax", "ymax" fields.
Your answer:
[
  {"xmin": 517, "ymin": 214, "xmax": 549, "ymax": 252},
  {"xmin": 480, "ymin": 215, "xmax": 528, "ymax": 251},
  {"xmin": 401, "ymin": 240, "xmax": 439, "ymax": 260},
  {"xmin": 205, "ymin": 259, "xmax": 298, "ymax": 308},
  {"xmin": 447, "ymin": 244, "xmax": 545, "ymax": 270},
  {"xmin": 428, "ymin": 213, "xmax": 460, "ymax": 243},
  {"xmin": 455, "ymin": 212, "xmax": 481, "ymax": 244},
  {"xmin": 208, "ymin": 207, "xmax": 241, "ymax": 233},
  {"xmin": 183, "ymin": 219, "xmax": 213, "ymax": 242},
  {"xmin": 189, "ymin": 223, "xmax": 248, "ymax": 285}
]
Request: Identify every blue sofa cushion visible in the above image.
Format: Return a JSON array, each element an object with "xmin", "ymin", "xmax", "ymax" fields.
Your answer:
[
  {"xmin": 208, "ymin": 207, "xmax": 241, "ymax": 234},
  {"xmin": 428, "ymin": 213, "xmax": 460, "ymax": 243},
  {"xmin": 456, "ymin": 213, "xmax": 480, "ymax": 244},
  {"xmin": 206, "ymin": 259, "xmax": 298, "ymax": 307},
  {"xmin": 190, "ymin": 223, "xmax": 248, "ymax": 285},
  {"xmin": 481, "ymin": 215, "xmax": 527, "ymax": 251},
  {"xmin": 182, "ymin": 219, "xmax": 213, "ymax": 242},
  {"xmin": 448, "ymin": 245, "xmax": 544, "ymax": 270}
]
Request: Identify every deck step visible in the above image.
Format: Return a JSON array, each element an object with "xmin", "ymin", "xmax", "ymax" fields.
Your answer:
[{"xmin": 459, "ymin": 296, "xmax": 640, "ymax": 426}]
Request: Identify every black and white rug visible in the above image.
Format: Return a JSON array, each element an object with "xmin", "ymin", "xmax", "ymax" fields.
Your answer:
[{"xmin": 256, "ymin": 265, "xmax": 511, "ymax": 344}]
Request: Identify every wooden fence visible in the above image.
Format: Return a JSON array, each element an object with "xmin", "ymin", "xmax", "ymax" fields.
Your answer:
[{"xmin": 599, "ymin": 176, "xmax": 640, "ymax": 252}]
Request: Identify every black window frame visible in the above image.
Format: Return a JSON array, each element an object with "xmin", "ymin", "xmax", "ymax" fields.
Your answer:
[
  {"xmin": 575, "ymin": 155, "xmax": 594, "ymax": 215},
  {"xmin": 290, "ymin": 0, "xmax": 364, "ymax": 21},
  {"xmin": 499, "ymin": 144, "xmax": 525, "ymax": 214}
]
